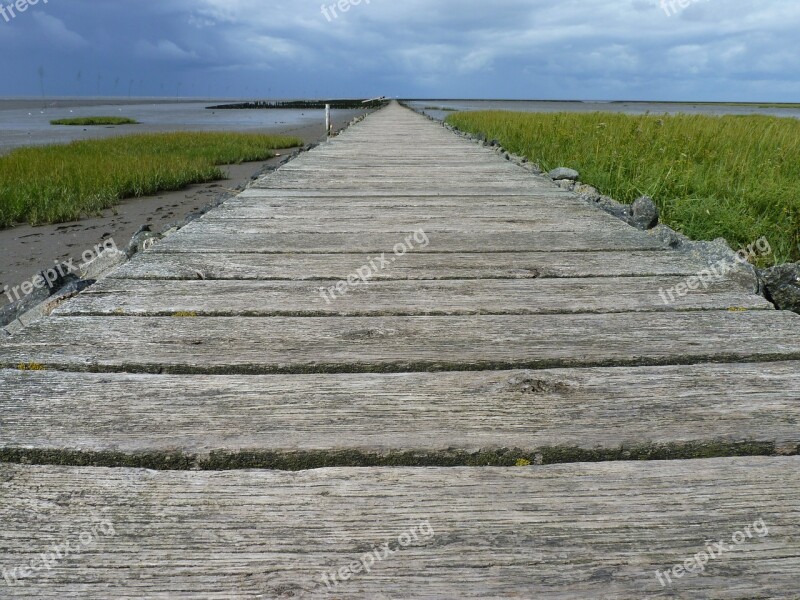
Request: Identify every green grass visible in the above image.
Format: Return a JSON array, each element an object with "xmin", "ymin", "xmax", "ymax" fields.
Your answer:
[
  {"xmin": 50, "ymin": 116, "xmax": 140, "ymax": 126},
  {"xmin": 0, "ymin": 132, "xmax": 302, "ymax": 227},
  {"xmin": 446, "ymin": 110, "xmax": 800, "ymax": 264}
]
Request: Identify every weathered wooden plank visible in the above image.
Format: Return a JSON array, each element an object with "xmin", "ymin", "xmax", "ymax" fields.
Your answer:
[
  {"xmin": 151, "ymin": 230, "xmax": 665, "ymax": 254},
  {"xmin": 183, "ymin": 216, "xmax": 625, "ymax": 234},
  {"xmin": 210, "ymin": 200, "xmax": 606, "ymax": 218},
  {"xmin": 206, "ymin": 197, "xmax": 626, "ymax": 230},
  {"xmin": 251, "ymin": 183, "xmax": 557, "ymax": 194},
  {"xmin": 108, "ymin": 251, "xmax": 716, "ymax": 280},
  {"xmin": 2, "ymin": 312, "xmax": 798, "ymax": 375},
  {"xmin": 0, "ymin": 458, "xmax": 798, "ymax": 598},
  {"xmin": 254, "ymin": 176, "xmax": 541, "ymax": 187},
  {"xmin": 234, "ymin": 190, "xmax": 556, "ymax": 201},
  {"xmin": 258, "ymin": 165, "xmax": 540, "ymax": 180},
  {"xmin": 1, "ymin": 363, "xmax": 798, "ymax": 459},
  {"xmin": 278, "ymin": 164, "xmax": 532, "ymax": 172},
  {"xmin": 261, "ymin": 169, "xmax": 535, "ymax": 178},
  {"xmin": 226, "ymin": 194, "xmax": 578, "ymax": 208},
  {"xmin": 52, "ymin": 277, "xmax": 771, "ymax": 317}
]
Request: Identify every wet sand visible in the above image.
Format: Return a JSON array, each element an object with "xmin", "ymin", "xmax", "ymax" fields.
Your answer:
[{"xmin": 0, "ymin": 114, "xmax": 361, "ymax": 307}]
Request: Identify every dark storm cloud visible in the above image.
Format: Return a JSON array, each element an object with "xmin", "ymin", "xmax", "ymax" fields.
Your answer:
[{"xmin": 1, "ymin": 0, "xmax": 798, "ymax": 100}]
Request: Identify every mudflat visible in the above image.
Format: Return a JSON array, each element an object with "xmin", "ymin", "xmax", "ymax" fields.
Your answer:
[{"xmin": 0, "ymin": 109, "xmax": 364, "ymax": 307}]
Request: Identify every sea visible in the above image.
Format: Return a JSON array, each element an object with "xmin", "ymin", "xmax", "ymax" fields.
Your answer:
[
  {"xmin": 405, "ymin": 99, "xmax": 800, "ymax": 122},
  {"xmin": 0, "ymin": 97, "xmax": 344, "ymax": 154},
  {"xmin": 2, "ymin": 97, "xmax": 800, "ymax": 154}
]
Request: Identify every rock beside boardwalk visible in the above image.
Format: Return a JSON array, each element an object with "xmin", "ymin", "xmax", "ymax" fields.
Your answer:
[
  {"xmin": 648, "ymin": 226, "xmax": 761, "ymax": 294},
  {"xmin": 573, "ymin": 186, "xmax": 659, "ymax": 231},
  {"xmin": 80, "ymin": 249, "xmax": 128, "ymax": 280},
  {"xmin": 630, "ymin": 196, "xmax": 660, "ymax": 230},
  {"xmin": 548, "ymin": 167, "xmax": 579, "ymax": 181},
  {"xmin": 124, "ymin": 226, "xmax": 163, "ymax": 257},
  {"xmin": 575, "ymin": 188, "xmax": 631, "ymax": 223},
  {"xmin": 761, "ymin": 263, "xmax": 800, "ymax": 313}
]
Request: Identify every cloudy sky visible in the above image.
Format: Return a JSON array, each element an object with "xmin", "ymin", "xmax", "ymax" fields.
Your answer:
[{"xmin": 1, "ymin": 0, "xmax": 798, "ymax": 101}]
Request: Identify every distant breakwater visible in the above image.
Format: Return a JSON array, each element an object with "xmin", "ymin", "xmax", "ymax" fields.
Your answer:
[{"xmin": 207, "ymin": 100, "xmax": 388, "ymax": 110}]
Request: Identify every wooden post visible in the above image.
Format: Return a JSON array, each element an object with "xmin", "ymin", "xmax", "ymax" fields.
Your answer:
[{"xmin": 325, "ymin": 104, "xmax": 331, "ymax": 137}]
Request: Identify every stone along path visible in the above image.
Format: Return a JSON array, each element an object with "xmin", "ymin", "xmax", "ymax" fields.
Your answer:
[{"xmin": 1, "ymin": 102, "xmax": 799, "ymax": 598}]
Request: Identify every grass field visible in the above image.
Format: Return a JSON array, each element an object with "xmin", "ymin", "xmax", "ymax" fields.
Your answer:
[
  {"xmin": 50, "ymin": 117, "xmax": 140, "ymax": 126},
  {"xmin": 0, "ymin": 132, "xmax": 302, "ymax": 228},
  {"xmin": 446, "ymin": 110, "xmax": 800, "ymax": 264}
]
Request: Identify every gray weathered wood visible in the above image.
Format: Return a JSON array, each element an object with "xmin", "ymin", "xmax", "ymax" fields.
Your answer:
[
  {"xmin": 53, "ymin": 277, "xmax": 771, "ymax": 317},
  {"xmin": 0, "ymin": 458, "xmax": 798, "ymax": 598},
  {"xmin": 184, "ymin": 213, "xmax": 628, "ymax": 233},
  {"xmin": 151, "ymin": 230, "xmax": 666, "ymax": 254},
  {"xmin": 206, "ymin": 202, "xmax": 617, "ymax": 223},
  {"xmin": 236, "ymin": 188, "xmax": 563, "ymax": 197},
  {"xmin": 2, "ymin": 311, "xmax": 798, "ymax": 374},
  {"xmin": 216, "ymin": 197, "xmax": 592, "ymax": 211},
  {"xmin": 108, "ymin": 251, "xmax": 718, "ymax": 280},
  {"xmin": 1, "ymin": 363, "xmax": 798, "ymax": 456}
]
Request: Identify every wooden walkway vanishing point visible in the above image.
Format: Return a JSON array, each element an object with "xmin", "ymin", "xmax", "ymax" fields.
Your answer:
[{"xmin": 1, "ymin": 102, "xmax": 799, "ymax": 598}]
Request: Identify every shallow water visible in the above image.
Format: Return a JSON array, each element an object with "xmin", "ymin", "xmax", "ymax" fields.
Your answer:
[
  {"xmin": 0, "ymin": 98, "xmax": 352, "ymax": 153},
  {"xmin": 408, "ymin": 100, "xmax": 800, "ymax": 122}
]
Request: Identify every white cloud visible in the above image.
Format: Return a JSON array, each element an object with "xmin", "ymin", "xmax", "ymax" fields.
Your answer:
[
  {"xmin": 32, "ymin": 12, "xmax": 88, "ymax": 47},
  {"xmin": 134, "ymin": 39, "xmax": 198, "ymax": 61}
]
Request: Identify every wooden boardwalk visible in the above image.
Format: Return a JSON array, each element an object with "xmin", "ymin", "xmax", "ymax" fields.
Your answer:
[{"xmin": 1, "ymin": 102, "xmax": 799, "ymax": 598}]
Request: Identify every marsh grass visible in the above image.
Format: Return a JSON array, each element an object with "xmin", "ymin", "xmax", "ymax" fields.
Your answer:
[
  {"xmin": 0, "ymin": 132, "xmax": 302, "ymax": 227},
  {"xmin": 447, "ymin": 110, "xmax": 800, "ymax": 264},
  {"xmin": 50, "ymin": 117, "xmax": 140, "ymax": 126}
]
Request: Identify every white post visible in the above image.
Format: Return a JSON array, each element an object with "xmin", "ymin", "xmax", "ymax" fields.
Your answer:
[{"xmin": 325, "ymin": 104, "xmax": 331, "ymax": 137}]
